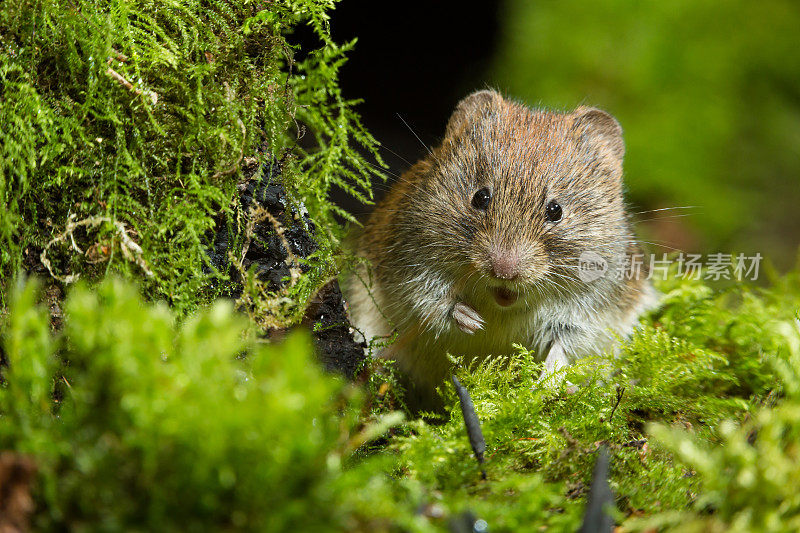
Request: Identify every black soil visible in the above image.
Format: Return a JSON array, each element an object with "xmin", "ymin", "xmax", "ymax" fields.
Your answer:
[
  {"xmin": 303, "ymin": 280, "xmax": 366, "ymax": 377},
  {"xmin": 18, "ymin": 155, "xmax": 366, "ymax": 380},
  {"xmin": 209, "ymin": 157, "xmax": 366, "ymax": 379}
]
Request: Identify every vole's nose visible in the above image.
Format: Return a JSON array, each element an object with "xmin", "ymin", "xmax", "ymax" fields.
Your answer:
[{"xmin": 489, "ymin": 249, "xmax": 520, "ymax": 280}]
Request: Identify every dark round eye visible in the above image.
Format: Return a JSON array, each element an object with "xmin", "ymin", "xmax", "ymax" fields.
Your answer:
[
  {"xmin": 471, "ymin": 187, "xmax": 492, "ymax": 210},
  {"xmin": 546, "ymin": 200, "xmax": 562, "ymax": 222}
]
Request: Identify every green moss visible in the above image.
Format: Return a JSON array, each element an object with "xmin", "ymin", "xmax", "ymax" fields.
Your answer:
[
  {"xmin": 0, "ymin": 0, "xmax": 382, "ymax": 318},
  {"xmin": 2, "ymin": 269, "xmax": 800, "ymax": 530},
  {"xmin": 3, "ymin": 4, "xmax": 800, "ymax": 528},
  {"xmin": 1, "ymin": 278, "xmax": 402, "ymax": 530},
  {"xmin": 384, "ymin": 266, "xmax": 800, "ymax": 530}
]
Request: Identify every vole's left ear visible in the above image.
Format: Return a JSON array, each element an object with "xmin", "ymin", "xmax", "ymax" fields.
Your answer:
[
  {"xmin": 571, "ymin": 106, "xmax": 625, "ymax": 161},
  {"xmin": 445, "ymin": 89, "xmax": 503, "ymax": 138}
]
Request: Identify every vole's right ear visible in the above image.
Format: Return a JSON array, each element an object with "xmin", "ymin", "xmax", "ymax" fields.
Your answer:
[
  {"xmin": 445, "ymin": 89, "xmax": 502, "ymax": 138},
  {"xmin": 571, "ymin": 106, "xmax": 625, "ymax": 161}
]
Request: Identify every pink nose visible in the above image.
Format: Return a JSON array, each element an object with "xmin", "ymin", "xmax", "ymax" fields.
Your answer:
[{"xmin": 490, "ymin": 250, "xmax": 520, "ymax": 280}]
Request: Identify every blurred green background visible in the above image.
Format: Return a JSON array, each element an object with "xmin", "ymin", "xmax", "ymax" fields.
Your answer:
[
  {"xmin": 334, "ymin": 0, "xmax": 800, "ymax": 270},
  {"xmin": 491, "ymin": 0, "xmax": 800, "ymax": 267}
]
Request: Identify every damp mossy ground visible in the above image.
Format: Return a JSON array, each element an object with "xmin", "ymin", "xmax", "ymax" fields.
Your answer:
[{"xmin": 2, "ymin": 268, "xmax": 800, "ymax": 531}]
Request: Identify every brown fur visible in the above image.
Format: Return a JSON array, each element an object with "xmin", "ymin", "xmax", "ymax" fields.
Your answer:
[{"xmin": 345, "ymin": 90, "xmax": 656, "ymax": 410}]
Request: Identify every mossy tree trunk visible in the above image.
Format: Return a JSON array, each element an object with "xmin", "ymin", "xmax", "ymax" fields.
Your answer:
[{"xmin": 0, "ymin": 0, "xmax": 382, "ymax": 323}]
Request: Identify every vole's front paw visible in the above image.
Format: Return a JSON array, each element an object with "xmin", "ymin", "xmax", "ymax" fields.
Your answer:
[
  {"xmin": 537, "ymin": 339, "xmax": 575, "ymax": 390},
  {"xmin": 452, "ymin": 302, "xmax": 484, "ymax": 334}
]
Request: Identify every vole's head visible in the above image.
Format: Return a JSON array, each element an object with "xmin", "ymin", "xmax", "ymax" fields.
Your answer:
[{"xmin": 406, "ymin": 89, "xmax": 631, "ymax": 309}]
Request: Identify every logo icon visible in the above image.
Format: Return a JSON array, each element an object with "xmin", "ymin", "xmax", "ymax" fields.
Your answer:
[{"xmin": 578, "ymin": 251, "xmax": 608, "ymax": 283}]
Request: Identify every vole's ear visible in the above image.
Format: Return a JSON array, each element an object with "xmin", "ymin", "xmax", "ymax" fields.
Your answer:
[
  {"xmin": 571, "ymin": 106, "xmax": 625, "ymax": 161},
  {"xmin": 445, "ymin": 89, "xmax": 502, "ymax": 138}
]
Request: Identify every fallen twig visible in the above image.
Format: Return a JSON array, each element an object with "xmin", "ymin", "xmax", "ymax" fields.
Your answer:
[
  {"xmin": 578, "ymin": 445, "xmax": 615, "ymax": 533},
  {"xmin": 40, "ymin": 214, "xmax": 153, "ymax": 283},
  {"xmin": 608, "ymin": 385, "xmax": 625, "ymax": 423},
  {"xmin": 107, "ymin": 48, "xmax": 129, "ymax": 63},
  {"xmin": 451, "ymin": 375, "xmax": 487, "ymax": 480},
  {"xmin": 105, "ymin": 67, "xmax": 158, "ymax": 104},
  {"xmin": 621, "ymin": 438, "xmax": 647, "ymax": 449}
]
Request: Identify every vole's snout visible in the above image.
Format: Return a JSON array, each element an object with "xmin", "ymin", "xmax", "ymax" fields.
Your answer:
[{"xmin": 489, "ymin": 248, "xmax": 520, "ymax": 280}]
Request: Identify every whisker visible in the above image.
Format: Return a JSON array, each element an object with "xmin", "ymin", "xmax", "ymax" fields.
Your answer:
[
  {"xmin": 631, "ymin": 205, "xmax": 699, "ymax": 216},
  {"xmin": 396, "ymin": 113, "xmax": 433, "ymax": 156}
]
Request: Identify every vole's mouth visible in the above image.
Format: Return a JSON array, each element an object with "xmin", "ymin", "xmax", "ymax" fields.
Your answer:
[{"xmin": 490, "ymin": 287, "xmax": 519, "ymax": 307}]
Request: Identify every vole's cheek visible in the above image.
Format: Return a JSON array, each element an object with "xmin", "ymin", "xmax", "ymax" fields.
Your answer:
[
  {"xmin": 515, "ymin": 241, "xmax": 549, "ymax": 281},
  {"xmin": 451, "ymin": 260, "xmax": 484, "ymax": 293}
]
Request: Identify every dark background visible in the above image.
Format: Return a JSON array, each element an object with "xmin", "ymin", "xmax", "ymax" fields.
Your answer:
[
  {"xmin": 321, "ymin": 0, "xmax": 800, "ymax": 268},
  {"xmin": 330, "ymin": 1, "xmax": 503, "ymax": 218}
]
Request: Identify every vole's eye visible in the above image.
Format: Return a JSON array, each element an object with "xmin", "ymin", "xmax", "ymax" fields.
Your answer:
[
  {"xmin": 546, "ymin": 200, "xmax": 562, "ymax": 222},
  {"xmin": 471, "ymin": 187, "xmax": 492, "ymax": 210}
]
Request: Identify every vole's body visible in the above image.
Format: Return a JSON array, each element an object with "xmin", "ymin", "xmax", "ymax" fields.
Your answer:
[{"xmin": 345, "ymin": 90, "xmax": 656, "ymax": 408}]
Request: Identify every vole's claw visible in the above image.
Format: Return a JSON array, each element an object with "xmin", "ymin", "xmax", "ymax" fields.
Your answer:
[{"xmin": 453, "ymin": 302, "xmax": 484, "ymax": 334}]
